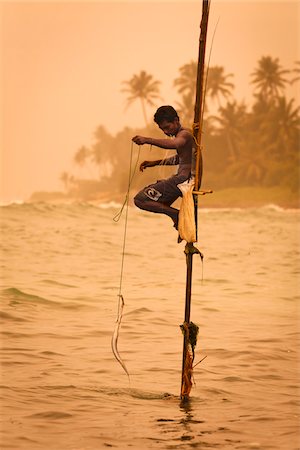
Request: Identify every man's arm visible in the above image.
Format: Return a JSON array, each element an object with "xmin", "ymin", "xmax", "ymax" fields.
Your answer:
[
  {"xmin": 139, "ymin": 155, "xmax": 178, "ymax": 172},
  {"xmin": 132, "ymin": 130, "xmax": 189, "ymax": 150},
  {"xmin": 161, "ymin": 155, "xmax": 179, "ymax": 165}
]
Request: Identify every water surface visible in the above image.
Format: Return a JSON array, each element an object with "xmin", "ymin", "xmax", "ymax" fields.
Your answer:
[{"xmin": 1, "ymin": 202, "xmax": 299, "ymax": 449}]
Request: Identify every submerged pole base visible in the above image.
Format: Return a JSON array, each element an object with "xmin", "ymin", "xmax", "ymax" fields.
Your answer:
[
  {"xmin": 181, "ymin": 327, "xmax": 193, "ymax": 400},
  {"xmin": 180, "ymin": 321, "xmax": 199, "ymax": 400},
  {"xmin": 180, "ymin": 244, "xmax": 202, "ymax": 400}
]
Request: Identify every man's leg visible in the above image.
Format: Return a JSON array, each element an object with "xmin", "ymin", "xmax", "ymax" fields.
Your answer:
[
  {"xmin": 134, "ymin": 194, "xmax": 179, "ymax": 228},
  {"xmin": 134, "ymin": 178, "xmax": 182, "ymax": 228}
]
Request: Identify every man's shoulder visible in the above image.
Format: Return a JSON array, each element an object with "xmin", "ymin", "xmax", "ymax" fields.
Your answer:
[
  {"xmin": 180, "ymin": 127, "xmax": 193, "ymax": 138},
  {"xmin": 178, "ymin": 128, "xmax": 194, "ymax": 144}
]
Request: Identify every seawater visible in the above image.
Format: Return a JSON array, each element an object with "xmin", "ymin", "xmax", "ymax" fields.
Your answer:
[{"xmin": 0, "ymin": 202, "xmax": 299, "ymax": 450}]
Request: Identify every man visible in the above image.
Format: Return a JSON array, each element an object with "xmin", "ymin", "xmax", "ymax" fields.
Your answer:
[{"xmin": 132, "ymin": 105, "xmax": 195, "ymax": 231}]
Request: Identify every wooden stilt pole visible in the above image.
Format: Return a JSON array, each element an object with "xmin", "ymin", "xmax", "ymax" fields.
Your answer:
[
  {"xmin": 180, "ymin": 0, "xmax": 210, "ymax": 401},
  {"xmin": 180, "ymin": 243, "xmax": 202, "ymax": 401},
  {"xmin": 180, "ymin": 244, "xmax": 194, "ymax": 401}
]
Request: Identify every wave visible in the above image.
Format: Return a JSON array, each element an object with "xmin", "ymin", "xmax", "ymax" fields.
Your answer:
[
  {"xmin": 96, "ymin": 201, "xmax": 123, "ymax": 209},
  {"xmin": 259, "ymin": 203, "xmax": 286, "ymax": 212},
  {"xmin": 199, "ymin": 207, "xmax": 244, "ymax": 213},
  {"xmin": 2, "ymin": 287, "xmax": 61, "ymax": 306},
  {"xmin": 26, "ymin": 411, "xmax": 73, "ymax": 419},
  {"xmin": 0, "ymin": 311, "xmax": 28, "ymax": 322},
  {"xmin": 91, "ymin": 386, "xmax": 176, "ymax": 401},
  {"xmin": 1, "ymin": 287, "xmax": 89, "ymax": 311},
  {"xmin": 0, "ymin": 199, "xmax": 25, "ymax": 207},
  {"xmin": 0, "ymin": 200, "xmax": 124, "ymax": 217},
  {"xmin": 1, "ymin": 199, "xmax": 298, "ymax": 216},
  {"xmin": 262, "ymin": 204, "xmax": 300, "ymax": 213},
  {"xmin": 41, "ymin": 279, "xmax": 76, "ymax": 288},
  {"xmin": 201, "ymin": 204, "xmax": 300, "ymax": 213},
  {"xmin": 124, "ymin": 307, "xmax": 153, "ymax": 316}
]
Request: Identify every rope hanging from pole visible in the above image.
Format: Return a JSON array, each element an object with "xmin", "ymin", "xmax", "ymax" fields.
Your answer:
[{"xmin": 111, "ymin": 143, "xmax": 140, "ymax": 379}]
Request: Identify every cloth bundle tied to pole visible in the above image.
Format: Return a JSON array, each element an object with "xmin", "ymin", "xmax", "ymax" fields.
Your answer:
[{"xmin": 178, "ymin": 179, "xmax": 196, "ymax": 244}]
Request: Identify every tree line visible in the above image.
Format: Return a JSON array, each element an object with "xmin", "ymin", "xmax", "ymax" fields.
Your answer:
[{"xmin": 60, "ymin": 56, "xmax": 300, "ymax": 201}]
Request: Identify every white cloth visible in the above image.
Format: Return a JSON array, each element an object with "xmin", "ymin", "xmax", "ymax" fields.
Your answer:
[{"xmin": 177, "ymin": 179, "xmax": 196, "ymax": 243}]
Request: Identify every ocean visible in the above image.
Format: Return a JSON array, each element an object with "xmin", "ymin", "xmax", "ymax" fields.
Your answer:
[{"xmin": 0, "ymin": 201, "xmax": 299, "ymax": 450}]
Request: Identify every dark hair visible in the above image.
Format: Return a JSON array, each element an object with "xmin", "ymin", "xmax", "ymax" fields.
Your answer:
[{"xmin": 154, "ymin": 105, "xmax": 179, "ymax": 124}]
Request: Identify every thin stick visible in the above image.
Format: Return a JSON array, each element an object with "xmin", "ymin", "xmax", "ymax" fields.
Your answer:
[{"xmin": 180, "ymin": 0, "xmax": 210, "ymax": 401}]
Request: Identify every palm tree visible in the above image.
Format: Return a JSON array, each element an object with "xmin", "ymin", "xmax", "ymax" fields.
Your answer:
[
  {"xmin": 121, "ymin": 70, "xmax": 162, "ymax": 126},
  {"xmin": 60, "ymin": 172, "xmax": 75, "ymax": 192},
  {"xmin": 175, "ymin": 91, "xmax": 194, "ymax": 127},
  {"xmin": 92, "ymin": 126, "xmax": 112, "ymax": 164},
  {"xmin": 251, "ymin": 56, "xmax": 289, "ymax": 101},
  {"xmin": 73, "ymin": 145, "xmax": 96, "ymax": 178},
  {"xmin": 291, "ymin": 61, "xmax": 300, "ymax": 84},
  {"xmin": 174, "ymin": 60, "xmax": 197, "ymax": 99},
  {"xmin": 174, "ymin": 62, "xmax": 234, "ymax": 114},
  {"xmin": 211, "ymin": 101, "xmax": 247, "ymax": 162},
  {"xmin": 228, "ymin": 136, "xmax": 267, "ymax": 186},
  {"xmin": 261, "ymin": 97, "xmax": 300, "ymax": 159},
  {"xmin": 251, "ymin": 92, "xmax": 271, "ymax": 116},
  {"xmin": 206, "ymin": 66, "xmax": 234, "ymax": 107},
  {"xmin": 91, "ymin": 126, "xmax": 114, "ymax": 179},
  {"xmin": 74, "ymin": 146, "xmax": 90, "ymax": 167},
  {"xmin": 60, "ymin": 172, "xmax": 70, "ymax": 191},
  {"xmin": 247, "ymin": 93, "xmax": 273, "ymax": 138}
]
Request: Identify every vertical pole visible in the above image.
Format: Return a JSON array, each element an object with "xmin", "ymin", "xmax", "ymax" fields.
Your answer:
[
  {"xmin": 181, "ymin": 245, "xmax": 194, "ymax": 401},
  {"xmin": 193, "ymin": 0, "xmax": 210, "ymax": 194},
  {"xmin": 184, "ymin": 250, "xmax": 193, "ymax": 324},
  {"xmin": 180, "ymin": 1, "xmax": 210, "ymax": 400}
]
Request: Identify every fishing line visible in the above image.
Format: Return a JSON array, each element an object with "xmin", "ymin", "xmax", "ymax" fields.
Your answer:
[
  {"xmin": 115, "ymin": 142, "xmax": 140, "ymax": 295},
  {"xmin": 201, "ymin": 15, "xmax": 220, "ymax": 132},
  {"xmin": 198, "ymin": 15, "xmax": 219, "ymax": 282},
  {"xmin": 193, "ymin": 16, "xmax": 219, "ymax": 148},
  {"xmin": 111, "ymin": 142, "xmax": 141, "ymax": 379},
  {"xmin": 113, "ymin": 143, "xmax": 141, "ymax": 223},
  {"xmin": 192, "ymin": 11, "xmax": 218, "ymax": 282}
]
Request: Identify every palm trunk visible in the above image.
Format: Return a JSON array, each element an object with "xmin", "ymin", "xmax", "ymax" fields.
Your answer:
[
  {"xmin": 140, "ymin": 98, "xmax": 148, "ymax": 127},
  {"xmin": 226, "ymin": 132, "xmax": 237, "ymax": 163}
]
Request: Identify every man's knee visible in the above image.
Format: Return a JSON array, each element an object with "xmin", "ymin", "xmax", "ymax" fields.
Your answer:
[{"xmin": 134, "ymin": 193, "xmax": 145, "ymax": 209}]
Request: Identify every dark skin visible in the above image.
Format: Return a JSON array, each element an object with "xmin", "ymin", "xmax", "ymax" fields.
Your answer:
[
  {"xmin": 132, "ymin": 117, "xmax": 194, "ymax": 172},
  {"xmin": 132, "ymin": 117, "xmax": 194, "ymax": 230}
]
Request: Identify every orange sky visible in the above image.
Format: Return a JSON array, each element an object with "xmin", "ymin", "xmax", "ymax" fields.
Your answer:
[{"xmin": 1, "ymin": 1, "xmax": 299, "ymax": 202}]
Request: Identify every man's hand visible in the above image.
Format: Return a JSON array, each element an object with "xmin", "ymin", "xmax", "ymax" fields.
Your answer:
[
  {"xmin": 139, "ymin": 160, "xmax": 155, "ymax": 172},
  {"xmin": 132, "ymin": 135, "xmax": 149, "ymax": 145}
]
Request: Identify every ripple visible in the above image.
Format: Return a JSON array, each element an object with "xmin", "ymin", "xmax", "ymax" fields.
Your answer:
[
  {"xmin": 2, "ymin": 287, "xmax": 60, "ymax": 307},
  {"xmin": 27, "ymin": 411, "xmax": 73, "ymax": 419},
  {"xmin": 0, "ymin": 311, "xmax": 28, "ymax": 322}
]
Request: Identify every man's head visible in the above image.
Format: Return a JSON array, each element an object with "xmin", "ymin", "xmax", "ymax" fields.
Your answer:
[{"xmin": 154, "ymin": 105, "xmax": 180, "ymax": 137}]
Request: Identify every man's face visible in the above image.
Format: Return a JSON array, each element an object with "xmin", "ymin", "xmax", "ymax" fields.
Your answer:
[{"xmin": 158, "ymin": 118, "xmax": 180, "ymax": 137}]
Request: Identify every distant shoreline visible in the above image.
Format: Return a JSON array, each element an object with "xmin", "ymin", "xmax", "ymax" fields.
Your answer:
[
  {"xmin": 195, "ymin": 187, "xmax": 300, "ymax": 209},
  {"xmin": 27, "ymin": 186, "xmax": 299, "ymax": 209}
]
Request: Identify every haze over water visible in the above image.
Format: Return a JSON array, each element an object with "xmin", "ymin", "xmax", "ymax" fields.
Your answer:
[
  {"xmin": 1, "ymin": 202, "xmax": 299, "ymax": 449},
  {"xmin": 1, "ymin": 1, "xmax": 299, "ymax": 201},
  {"xmin": 1, "ymin": 1, "xmax": 299, "ymax": 448}
]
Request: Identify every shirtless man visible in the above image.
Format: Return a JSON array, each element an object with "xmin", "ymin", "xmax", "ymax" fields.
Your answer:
[{"xmin": 132, "ymin": 105, "xmax": 195, "ymax": 230}]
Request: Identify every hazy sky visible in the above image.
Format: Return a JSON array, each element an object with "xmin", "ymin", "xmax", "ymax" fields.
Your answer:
[{"xmin": 1, "ymin": 1, "xmax": 299, "ymax": 202}]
